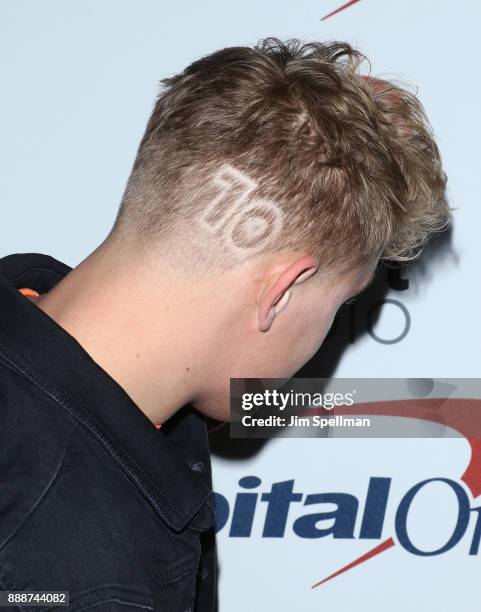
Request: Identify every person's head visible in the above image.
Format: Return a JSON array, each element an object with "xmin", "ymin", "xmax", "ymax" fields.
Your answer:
[{"xmin": 103, "ymin": 37, "xmax": 450, "ymax": 419}]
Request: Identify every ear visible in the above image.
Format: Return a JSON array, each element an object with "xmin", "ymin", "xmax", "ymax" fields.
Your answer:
[{"xmin": 257, "ymin": 255, "xmax": 319, "ymax": 332}]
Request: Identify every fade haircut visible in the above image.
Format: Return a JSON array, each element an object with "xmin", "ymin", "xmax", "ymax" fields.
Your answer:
[{"xmin": 109, "ymin": 37, "xmax": 450, "ymax": 275}]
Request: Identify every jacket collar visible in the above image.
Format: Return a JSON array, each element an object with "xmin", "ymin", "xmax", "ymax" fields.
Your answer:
[{"xmin": 0, "ymin": 252, "xmax": 214, "ymax": 532}]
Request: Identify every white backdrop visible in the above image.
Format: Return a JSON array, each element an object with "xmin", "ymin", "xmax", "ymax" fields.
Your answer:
[{"xmin": 1, "ymin": 1, "xmax": 480, "ymax": 610}]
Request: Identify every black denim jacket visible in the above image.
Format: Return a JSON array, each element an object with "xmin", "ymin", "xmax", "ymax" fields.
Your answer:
[{"xmin": 0, "ymin": 253, "xmax": 217, "ymax": 612}]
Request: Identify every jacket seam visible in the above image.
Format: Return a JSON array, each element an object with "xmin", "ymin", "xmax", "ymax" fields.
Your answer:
[
  {"xmin": 0, "ymin": 421, "xmax": 80, "ymax": 552},
  {"xmin": 5, "ymin": 267, "xmax": 65, "ymax": 284},
  {"xmin": 46, "ymin": 584, "xmax": 154, "ymax": 612},
  {"xmin": 72, "ymin": 599, "xmax": 154, "ymax": 611},
  {"xmin": 150, "ymin": 562, "xmax": 199, "ymax": 588},
  {"xmin": 0, "ymin": 347, "xmax": 181, "ymax": 519},
  {"xmin": 0, "ymin": 345, "xmax": 208, "ymax": 529}
]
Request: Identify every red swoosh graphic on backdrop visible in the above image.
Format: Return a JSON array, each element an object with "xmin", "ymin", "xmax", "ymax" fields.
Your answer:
[
  {"xmin": 311, "ymin": 538, "xmax": 395, "ymax": 588},
  {"xmin": 309, "ymin": 398, "xmax": 481, "ymax": 588},
  {"xmin": 321, "ymin": 0, "xmax": 363, "ymax": 20}
]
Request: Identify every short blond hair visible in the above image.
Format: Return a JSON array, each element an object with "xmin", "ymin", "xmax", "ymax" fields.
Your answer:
[{"xmin": 111, "ymin": 37, "xmax": 450, "ymax": 274}]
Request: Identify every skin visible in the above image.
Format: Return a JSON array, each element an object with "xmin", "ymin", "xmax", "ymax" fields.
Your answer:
[{"xmin": 27, "ymin": 239, "xmax": 378, "ymax": 424}]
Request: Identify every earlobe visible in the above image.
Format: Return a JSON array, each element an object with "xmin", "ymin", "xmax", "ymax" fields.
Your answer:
[
  {"xmin": 258, "ymin": 288, "xmax": 292, "ymax": 332},
  {"xmin": 258, "ymin": 305, "xmax": 276, "ymax": 332},
  {"xmin": 256, "ymin": 255, "xmax": 317, "ymax": 333}
]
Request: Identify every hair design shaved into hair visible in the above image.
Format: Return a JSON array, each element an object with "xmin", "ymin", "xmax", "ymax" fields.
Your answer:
[{"xmin": 110, "ymin": 37, "xmax": 450, "ymax": 275}]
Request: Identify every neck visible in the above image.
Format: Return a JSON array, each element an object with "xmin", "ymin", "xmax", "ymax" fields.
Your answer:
[{"xmin": 31, "ymin": 243, "xmax": 218, "ymax": 425}]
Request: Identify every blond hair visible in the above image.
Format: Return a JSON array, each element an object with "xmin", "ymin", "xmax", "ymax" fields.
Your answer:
[{"xmin": 110, "ymin": 37, "xmax": 450, "ymax": 274}]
